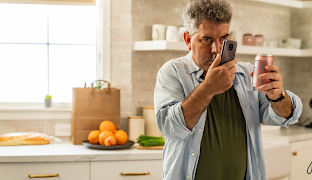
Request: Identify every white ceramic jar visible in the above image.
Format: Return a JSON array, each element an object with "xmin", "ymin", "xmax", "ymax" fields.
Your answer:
[
  {"xmin": 128, "ymin": 116, "xmax": 145, "ymax": 142},
  {"xmin": 143, "ymin": 106, "xmax": 164, "ymax": 137}
]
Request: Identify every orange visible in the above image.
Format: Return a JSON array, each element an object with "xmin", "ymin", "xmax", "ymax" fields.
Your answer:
[
  {"xmin": 99, "ymin": 120, "xmax": 116, "ymax": 133},
  {"xmin": 104, "ymin": 136, "xmax": 117, "ymax": 146},
  {"xmin": 98, "ymin": 131, "xmax": 114, "ymax": 146},
  {"xmin": 114, "ymin": 130, "xmax": 128, "ymax": 145},
  {"xmin": 88, "ymin": 130, "xmax": 100, "ymax": 144}
]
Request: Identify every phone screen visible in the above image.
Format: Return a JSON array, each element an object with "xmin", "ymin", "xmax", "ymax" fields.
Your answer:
[{"xmin": 220, "ymin": 39, "xmax": 237, "ymax": 65}]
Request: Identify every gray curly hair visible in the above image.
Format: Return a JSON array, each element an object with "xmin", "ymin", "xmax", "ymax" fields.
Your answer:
[{"xmin": 183, "ymin": 0, "xmax": 233, "ymax": 35}]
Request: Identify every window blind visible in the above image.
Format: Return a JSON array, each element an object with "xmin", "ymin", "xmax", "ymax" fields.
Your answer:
[{"xmin": 0, "ymin": 0, "xmax": 95, "ymax": 6}]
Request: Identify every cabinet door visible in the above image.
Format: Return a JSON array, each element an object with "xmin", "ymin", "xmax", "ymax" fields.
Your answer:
[
  {"xmin": 91, "ymin": 160, "xmax": 162, "ymax": 180},
  {"xmin": 290, "ymin": 140, "xmax": 312, "ymax": 180},
  {"xmin": 0, "ymin": 162, "xmax": 89, "ymax": 180}
]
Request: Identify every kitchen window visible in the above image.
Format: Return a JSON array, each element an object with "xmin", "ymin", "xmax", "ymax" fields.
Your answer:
[
  {"xmin": 0, "ymin": 3, "xmax": 96, "ymax": 103},
  {"xmin": 0, "ymin": 0, "xmax": 111, "ymax": 119}
]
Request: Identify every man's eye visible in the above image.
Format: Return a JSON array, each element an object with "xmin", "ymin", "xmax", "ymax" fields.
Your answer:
[
  {"xmin": 220, "ymin": 36, "xmax": 228, "ymax": 43},
  {"xmin": 202, "ymin": 38, "xmax": 211, "ymax": 44}
]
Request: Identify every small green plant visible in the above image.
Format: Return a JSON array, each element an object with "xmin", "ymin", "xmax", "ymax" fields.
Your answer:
[{"xmin": 45, "ymin": 94, "xmax": 52, "ymax": 100}]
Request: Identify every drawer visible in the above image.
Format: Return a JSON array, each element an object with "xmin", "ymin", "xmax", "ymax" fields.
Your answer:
[
  {"xmin": 0, "ymin": 162, "xmax": 89, "ymax": 180},
  {"xmin": 91, "ymin": 160, "xmax": 162, "ymax": 180}
]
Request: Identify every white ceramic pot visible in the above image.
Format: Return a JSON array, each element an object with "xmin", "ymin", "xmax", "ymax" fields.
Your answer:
[
  {"xmin": 143, "ymin": 106, "xmax": 164, "ymax": 137},
  {"xmin": 44, "ymin": 99, "xmax": 51, "ymax": 108},
  {"xmin": 166, "ymin": 26, "xmax": 179, "ymax": 42},
  {"xmin": 128, "ymin": 116, "xmax": 145, "ymax": 142},
  {"xmin": 152, "ymin": 24, "xmax": 167, "ymax": 41}
]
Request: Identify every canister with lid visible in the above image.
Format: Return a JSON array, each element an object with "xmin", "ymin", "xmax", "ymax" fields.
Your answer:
[
  {"xmin": 128, "ymin": 116, "xmax": 145, "ymax": 142},
  {"xmin": 143, "ymin": 106, "xmax": 164, "ymax": 137}
]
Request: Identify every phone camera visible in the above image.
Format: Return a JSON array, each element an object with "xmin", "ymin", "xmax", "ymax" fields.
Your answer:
[{"xmin": 228, "ymin": 44, "xmax": 233, "ymax": 50}]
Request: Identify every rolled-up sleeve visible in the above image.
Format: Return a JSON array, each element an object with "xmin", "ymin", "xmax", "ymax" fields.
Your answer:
[
  {"xmin": 260, "ymin": 90, "xmax": 302, "ymax": 127},
  {"xmin": 154, "ymin": 63, "xmax": 194, "ymax": 140}
]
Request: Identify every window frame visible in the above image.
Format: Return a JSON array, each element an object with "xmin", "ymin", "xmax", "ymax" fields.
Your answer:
[{"xmin": 0, "ymin": 0, "xmax": 111, "ymax": 120}]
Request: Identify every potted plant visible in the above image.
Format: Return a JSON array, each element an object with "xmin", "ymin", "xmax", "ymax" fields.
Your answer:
[{"xmin": 44, "ymin": 94, "xmax": 52, "ymax": 108}]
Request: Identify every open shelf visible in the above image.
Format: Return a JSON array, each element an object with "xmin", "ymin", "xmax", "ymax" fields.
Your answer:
[
  {"xmin": 251, "ymin": 0, "xmax": 312, "ymax": 9},
  {"xmin": 134, "ymin": 41, "xmax": 312, "ymax": 57},
  {"xmin": 134, "ymin": 41, "xmax": 189, "ymax": 51},
  {"xmin": 237, "ymin": 45, "xmax": 312, "ymax": 57}
]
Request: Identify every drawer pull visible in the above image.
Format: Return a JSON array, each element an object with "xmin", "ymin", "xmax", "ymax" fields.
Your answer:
[
  {"xmin": 293, "ymin": 151, "xmax": 297, "ymax": 156},
  {"xmin": 121, "ymin": 172, "xmax": 150, "ymax": 176},
  {"xmin": 28, "ymin": 174, "xmax": 59, "ymax": 178}
]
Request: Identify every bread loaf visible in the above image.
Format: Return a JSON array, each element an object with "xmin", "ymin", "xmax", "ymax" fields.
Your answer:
[{"xmin": 0, "ymin": 132, "xmax": 50, "ymax": 146}]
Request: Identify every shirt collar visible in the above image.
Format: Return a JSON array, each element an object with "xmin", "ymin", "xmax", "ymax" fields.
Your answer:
[{"xmin": 185, "ymin": 51, "xmax": 201, "ymax": 74}]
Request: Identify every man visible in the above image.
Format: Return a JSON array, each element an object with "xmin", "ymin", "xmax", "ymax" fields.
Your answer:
[{"xmin": 154, "ymin": 0, "xmax": 303, "ymax": 180}]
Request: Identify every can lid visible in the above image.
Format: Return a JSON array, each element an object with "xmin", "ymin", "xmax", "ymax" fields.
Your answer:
[{"xmin": 257, "ymin": 53, "xmax": 272, "ymax": 57}]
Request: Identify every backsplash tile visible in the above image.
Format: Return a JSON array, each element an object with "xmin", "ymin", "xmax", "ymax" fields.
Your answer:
[{"xmin": 0, "ymin": 120, "xmax": 69, "ymax": 141}]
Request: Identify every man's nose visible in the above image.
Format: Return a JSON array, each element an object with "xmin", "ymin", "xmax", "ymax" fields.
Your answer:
[{"xmin": 211, "ymin": 41, "xmax": 222, "ymax": 54}]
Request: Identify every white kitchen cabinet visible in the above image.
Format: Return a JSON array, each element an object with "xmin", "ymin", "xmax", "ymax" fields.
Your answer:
[
  {"xmin": 0, "ymin": 162, "xmax": 89, "ymax": 180},
  {"xmin": 290, "ymin": 139, "xmax": 312, "ymax": 180},
  {"xmin": 91, "ymin": 160, "xmax": 162, "ymax": 180}
]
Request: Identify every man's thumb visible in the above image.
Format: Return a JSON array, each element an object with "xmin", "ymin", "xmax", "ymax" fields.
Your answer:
[{"xmin": 209, "ymin": 53, "xmax": 221, "ymax": 69}]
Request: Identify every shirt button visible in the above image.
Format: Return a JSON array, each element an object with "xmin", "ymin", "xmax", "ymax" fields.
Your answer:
[
  {"xmin": 198, "ymin": 129, "xmax": 202, "ymax": 132},
  {"xmin": 192, "ymin": 153, "xmax": 195, "ymax": 156},
  {"xmin": 187, "ymin": 175, "xmax": 191, "ymax": 178}
]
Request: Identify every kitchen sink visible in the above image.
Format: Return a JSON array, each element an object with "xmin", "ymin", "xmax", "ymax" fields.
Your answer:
[{"xmin": 263, "ymin": 141, "xmax": 290, "ymax": 180}]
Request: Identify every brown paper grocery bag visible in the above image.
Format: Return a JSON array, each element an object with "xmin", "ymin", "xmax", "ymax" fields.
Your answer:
[{"xmin": 71, "ymin": 80, "xmax": 120, "ymax": 144}]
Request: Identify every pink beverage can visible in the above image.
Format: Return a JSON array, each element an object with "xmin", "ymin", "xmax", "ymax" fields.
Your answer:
[{"xmin": 252, "ymin": 53, "xmax": 273, "ymax": 87}]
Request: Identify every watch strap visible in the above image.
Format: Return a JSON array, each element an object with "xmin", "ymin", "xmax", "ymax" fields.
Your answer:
[{"xmin": 266, "ymin": 88, "xmax": 285, "ymax": 102}]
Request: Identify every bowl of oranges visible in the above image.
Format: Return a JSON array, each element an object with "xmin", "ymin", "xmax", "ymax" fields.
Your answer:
[{"xmin": 82, "ymin": 120, "xmax": 134, "ymax": 150}]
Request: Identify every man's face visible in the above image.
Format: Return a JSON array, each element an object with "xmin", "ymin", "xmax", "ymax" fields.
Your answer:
[{"xmin": 184, "ymin": 21, "xmax": 230, "ymax": 71}]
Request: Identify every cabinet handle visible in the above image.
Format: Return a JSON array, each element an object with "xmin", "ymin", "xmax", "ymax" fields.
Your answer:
[
  {"xmin": 28, "ymin": 174, "xmax": 59, "ymax": 178},
  {"xmin": 121, "ymin": 172, "xmax": 150, "ymax": 176},
  {"xmin": 293, "ymin": 151, "xmax": 297, "ymax": 156}
]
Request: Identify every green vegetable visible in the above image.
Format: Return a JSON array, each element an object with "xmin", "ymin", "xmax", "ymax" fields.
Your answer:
[{"xmin": 137, "ymin": 135, "xmax": 165, "ymax": 147}]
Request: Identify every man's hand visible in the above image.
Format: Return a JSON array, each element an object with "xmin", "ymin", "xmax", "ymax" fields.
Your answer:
[
  {"xmin": 204, "ymin": 54, "xmax": 237, "ymax": 96},
  {"xmin": 250, "ymin": 65, "xmax": 293, "ymax": 118},
  {"xmin": 250, "ymin": 65, "xmax": 282, "ymax": 100}
]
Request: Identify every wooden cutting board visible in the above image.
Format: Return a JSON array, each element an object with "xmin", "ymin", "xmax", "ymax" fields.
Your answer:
[{"xmin": 137, "ymin": 145, "xmax": 164, "ymax": 150}]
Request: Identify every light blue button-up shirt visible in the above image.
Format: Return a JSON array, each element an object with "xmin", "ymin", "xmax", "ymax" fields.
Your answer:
[{"xmin": 154, "ymin": 52, "xmax": 303, "ymax": 180}]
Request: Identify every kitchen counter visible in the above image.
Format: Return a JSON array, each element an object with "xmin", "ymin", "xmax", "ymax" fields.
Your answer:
[
  {"xmin": 262, "ymin": 124, "xmax": 312, "ymax": 143},
  {"xmin": 1, "ymin": 125, "xmax": 309, "ymax": 163},
  {"xmin": 0, "ymin": 142, "xmax": 162, "ymax": 163}
]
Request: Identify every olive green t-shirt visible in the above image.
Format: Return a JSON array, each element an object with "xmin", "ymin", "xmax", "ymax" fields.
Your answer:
[{"xmin": 194, "ymin": 86, "xmax": 247, "ymax": 180}]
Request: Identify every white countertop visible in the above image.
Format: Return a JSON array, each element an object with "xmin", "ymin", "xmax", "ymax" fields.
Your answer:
[
  {"xmin": 1, "ymin": 125, "xmax": 310, "ymax": 163},
  {"xmin": 262, "ymin": 124, "xmax": 312, "ymax": 143},
  {"xmin": 0, "ymin": 142, "xmax": 162, "ymax": 163}
]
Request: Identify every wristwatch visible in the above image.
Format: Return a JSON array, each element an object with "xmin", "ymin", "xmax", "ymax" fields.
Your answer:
[{"xmin": 266, "ymin": 88, "xmax": 285, "ymax": 102}]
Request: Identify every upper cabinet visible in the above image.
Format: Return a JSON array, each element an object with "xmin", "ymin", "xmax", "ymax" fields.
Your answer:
[{"xmin": 251, "ymin": 0, "xmax": 312, "ymax": 9}]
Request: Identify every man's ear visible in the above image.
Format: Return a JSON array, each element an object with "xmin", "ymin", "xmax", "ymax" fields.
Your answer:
[{"xmin": 183, "ymin": 31, "xmax": 191, "ymax": 50}]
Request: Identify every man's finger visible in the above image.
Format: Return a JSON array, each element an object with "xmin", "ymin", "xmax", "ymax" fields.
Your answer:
[
  {"xmin": 257, "ymin": 81, "xmax": 282, "ymax": 92},
  {"xmin": 265, "ymin": 65, "xmax": 279, "ymax": 74},
  {"xmin": 229, "ymin": 64, "xmax": 237, "ymax": 74},
  {"xmin": 209, "ymin": 53, "xmax": 221, "ymax": 70},
  {"xmin": 258, "ymin": 72, "xmax": 282, "ymax": 81},
  {"xmin": 222, "ymin": 59, "xmax": 237, "ymax": 69}
]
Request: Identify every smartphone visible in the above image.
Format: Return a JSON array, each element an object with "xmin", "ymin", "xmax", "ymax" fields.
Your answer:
[{"xmin": 220, "ymin": 39, "xmax": 237, "ymax": 65}]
